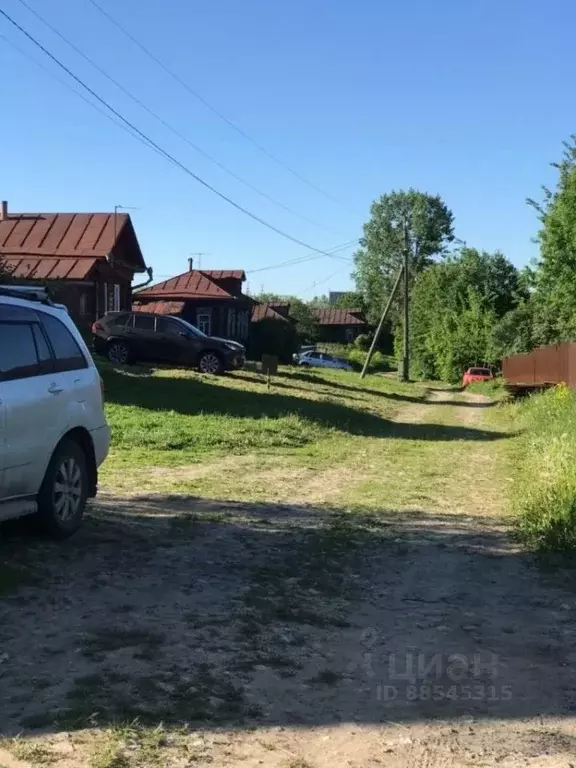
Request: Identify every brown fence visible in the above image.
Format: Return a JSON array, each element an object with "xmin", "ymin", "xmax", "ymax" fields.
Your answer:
[{"xmin": 503, "ymin": 343, "xmax": 576, "ymax": 387}]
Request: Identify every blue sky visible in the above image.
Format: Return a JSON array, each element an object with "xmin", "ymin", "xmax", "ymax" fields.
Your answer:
[{"xmin": 1, "ymin": 0, "xmax": 575, "ymax": 297}]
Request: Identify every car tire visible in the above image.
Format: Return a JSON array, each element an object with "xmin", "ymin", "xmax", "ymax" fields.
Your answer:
[
  {"xmin": 107, "ymin": 340, "xmax": 131, "ymax": 365},
  {"xmin": 198, "ymin": 351, "xmax": 224, "ymax": 375},
  {"xmin": 36, "ymin": 439, "xmax": 89, "ymax": 539}
]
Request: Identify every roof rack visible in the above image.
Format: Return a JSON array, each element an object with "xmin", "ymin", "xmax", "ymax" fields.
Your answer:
[{"xmin": 0, "ymin": 285, "xmax": 54, "ymax": 305}]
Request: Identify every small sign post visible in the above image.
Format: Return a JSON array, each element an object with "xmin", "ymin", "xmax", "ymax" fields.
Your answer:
[{"xmin": 261, "ymin": 354, "xmax": 279, "ymax": 390}]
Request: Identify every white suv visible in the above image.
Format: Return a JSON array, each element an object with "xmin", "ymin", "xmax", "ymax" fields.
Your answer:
[{"xmin": 0, "ymin": 287, "xmax": 110, "ymax": 537}]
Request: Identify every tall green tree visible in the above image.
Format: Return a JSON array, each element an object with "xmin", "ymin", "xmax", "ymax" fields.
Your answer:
[
  {"xmin": 354, "ymin": 189, "xmax": 454, "ymax": 323},
  {"xmin": 288, "ymin": 298, "xmax": 319, "ymax": 343},
  {"xmin": 333, "ymin": 291, "xmax": 366, "ymax": 311},
  {"xmin": 409, "ymin": 248, "xmax": 522, "ymax": 381},
  {"xmin": 309, "ymin": 294, "xmax": 330, "ymax": 308},
  {"xmin": 529, "ymin": 137, "xmax": 576, "ymax": 342}
]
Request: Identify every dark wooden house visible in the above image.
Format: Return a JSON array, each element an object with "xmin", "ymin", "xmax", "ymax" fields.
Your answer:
[
  {"xmin": 250, "ymin": 302, "xmax": 297, "ymax": 362},
  {"xmin": 0, "ymin": 202, "xmax": 148, "ymax": 333},
  {"xmin": 133, "ymin": 267, "xmax": 252, "ymax": 343},
  {"xmin": 313, "ymin": 307, "xmax": 367, "ymax": 343}
]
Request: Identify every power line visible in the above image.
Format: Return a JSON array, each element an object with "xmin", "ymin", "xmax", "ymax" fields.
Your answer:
[
  {"xmin": 86, "ymin": 0, "xmax": 346, "ymax": 208},
  {"xmin": 246, "ymin": 240, "xmax": 356, "ymax": 275},
  {"xmin": 15, "ymin": 0, "xmax": 341, "ymax": 237},
  {"xmin": 0, "ymin": 6, "xmax": 356, "ymax": 264},
  {"xmin": 152, "ymin": 240, "xmax": 355, "ymax": 280},
  {"xmin": 0, "ymin": 30, "xmax": 162, "ymax": 159},
  {"xmin": 305, "ymin": 263, "xmax": 350, "ymax": 292},
  {"xmin": 1, "ymin": 18, "xmax": 356, "ymax": 282}
]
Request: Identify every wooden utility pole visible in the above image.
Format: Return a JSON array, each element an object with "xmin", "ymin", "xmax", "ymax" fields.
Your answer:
[
  {"xmin": 401, "ymin": 221, "xmax": 410, "ymax": 381},
  {"xmin": 360, "ymin": 266, "xmax": 404, "ymax": 379}
]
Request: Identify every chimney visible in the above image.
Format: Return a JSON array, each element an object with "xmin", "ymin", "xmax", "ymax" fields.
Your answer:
[
  {"xmin": 0, "ymin": 201, "xmax": 7, "ymax": 221},
  {"xmin": 188, "ymin": 257, "xmax": 194, "ymax": 272}
]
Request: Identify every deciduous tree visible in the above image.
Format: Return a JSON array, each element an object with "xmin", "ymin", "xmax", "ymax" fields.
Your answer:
[
  {"xmin": 354, "ymin": 189, "xmax": 454, "ymax": 323},
  {"xmin": 529, "ymin": 136, "xmax": 576, "ymax": 342}
]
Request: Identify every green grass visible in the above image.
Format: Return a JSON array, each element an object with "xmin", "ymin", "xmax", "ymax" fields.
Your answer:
[
  {"xmin": 99, "ymin": 362, "xmax": 427, "ymax": 494},
  {"xmin": 465, "ymin": 377, "xmax": 507, "ymax": 399},
  {"xmin": 510, "ymin": 384, "xmax": 576, "ymax": 551}
]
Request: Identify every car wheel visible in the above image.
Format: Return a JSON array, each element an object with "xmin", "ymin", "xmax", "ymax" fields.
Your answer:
[
  {"xmin": 107, "ymin": 340, "xmax": 131, "ymax": 365},
  {"xmin": 36, "ymin": 439, "xmax": 88, "ymax": 538},
  {"xmin": 198, "ymin": 351, "xmax": 224, "ymax": 375}
]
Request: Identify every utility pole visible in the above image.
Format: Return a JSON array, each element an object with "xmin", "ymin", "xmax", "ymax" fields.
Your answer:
[
  {"xmin": 401, "ymin": 220, "xmax": 410, "ymax": 382},
  {"xmin": 360, "ymin": 266, "xmax": 404, "ymax": 379}
]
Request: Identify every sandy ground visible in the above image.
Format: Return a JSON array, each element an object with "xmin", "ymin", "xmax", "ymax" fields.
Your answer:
[{"xmin": 1, "ymin": 391, "xmax": 576, "ymax": 767}]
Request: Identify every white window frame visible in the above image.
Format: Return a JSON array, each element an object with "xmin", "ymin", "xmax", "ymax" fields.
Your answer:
[
  {"xmin": 197, "ymin": 312, "xmax": 212, "ymax": 335},
  {"xmin": 103, "ymin": 283, "xmax": 121, "ymax": 312}
]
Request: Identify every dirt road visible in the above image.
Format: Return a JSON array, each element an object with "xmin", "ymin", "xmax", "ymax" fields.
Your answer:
[{"xmin": 1, "ymin": 391, "xmax": 576, "ymax": 767}]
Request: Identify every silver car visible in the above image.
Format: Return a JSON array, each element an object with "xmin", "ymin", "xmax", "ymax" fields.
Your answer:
[
  {"xmin": 0, "ymin": 286, "xmax": 110, "ymax": 537},
  {"xmin": 296, "ymin": 350, "xmax": 353, "ymax": 371}
]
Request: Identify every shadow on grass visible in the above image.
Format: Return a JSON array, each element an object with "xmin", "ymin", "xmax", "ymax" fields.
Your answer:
[
  {"xmin": 1, "ymin": 494, "xmax": 575, "ymax": 743},
  {"xmin": 282, "ymin": 371, "xmax": 501, "ymax": 408},
  {"xmin": 101, "ymin": 366, "xmax": 508, "ymax": 441}
]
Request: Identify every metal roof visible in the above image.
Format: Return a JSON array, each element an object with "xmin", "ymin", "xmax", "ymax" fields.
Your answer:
[
  {"xmin": 313, "ymin": 308, "xmax": 366, "ymax": 326},
  {"xmin": 132, "ymin": 300, "xmax": 185, "ymax": 316},
  {"xmin": 4, "ymin": 256, "xmax": 98, "ymax": 281},
  {"xmin": 251, "ymin": 302, "xmax": 290, "ymax": 322},
  {"xmin": 0, "ymin": 212, "xmax": 146, "ymax": 271},
  {"xmin": 0, "ymin": 212, "xmax": 126, "ymax": 256},
  {"xmin": 202, "ymin": 270, "xmax": 246, "ymax": 280},
  {"xmin": 137, "ymin": 270, "xmax": 235, "ymax": 300}
]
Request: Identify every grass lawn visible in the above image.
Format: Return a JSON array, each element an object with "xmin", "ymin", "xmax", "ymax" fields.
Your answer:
[{"xmin": 99, "ymin": 361, "xmax": 429, "ymax": 499}]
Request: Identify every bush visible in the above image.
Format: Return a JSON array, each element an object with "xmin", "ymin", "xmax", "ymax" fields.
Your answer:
[
  {"xmin": 347, "ymin": 348, "xmax": 386, "ymax": 371},
  {"xmin": 513, "ymin": 384, "xmax": 576, "ymax": 550},
  {"xmin": 354, "ymin": 334, "xmax": 371, "ymax": 351}
]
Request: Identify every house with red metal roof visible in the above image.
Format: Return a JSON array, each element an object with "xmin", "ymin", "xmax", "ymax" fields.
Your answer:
[
  {"xmin": 312, "ymin": 307, "xmax": 367, "ymax": 343},
  {"xmin": 0, "ymin": 201, "xmax": 148, "ymax": 330},
  {"xmin": 249, "ymin": 302, "xmax": 298, "ymax": 362},
  {"xmin": 133, "ymin": 263, "xmax": 252, "ymax": 343},
  {"xmin": 251, "ymin": 302, "xmax": 291, "ymax": 324}
]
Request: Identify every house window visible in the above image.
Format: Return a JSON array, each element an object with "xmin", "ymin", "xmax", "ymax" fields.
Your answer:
[
  {"xmin": 345, "ymin": 328, "xmax": 354, "ymax": 343},
  {"xmin": 103, "ymin": 283, "xmax": 121, "ymax": 312},
  {"xmin": 197, "ymin": 311, "xmax": 212, "ymax": 335},
  {"xmin": 79, "ymin": 293, "xmax": 88, "ymax": 318},
  {"xmin": 236, "ymin": 310, "xmax": 249, "ymax": 340}
]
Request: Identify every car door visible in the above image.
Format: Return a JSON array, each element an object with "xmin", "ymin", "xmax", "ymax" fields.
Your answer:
[
  {"xmin": 154, "ymin": 317, "xmax": 198, "ymax": 365},
  {"xmin": 321, "ymin": 354, "xmax": 336, "ymax": 369},
  {"xmin": 37, "ymin": 305, "xmax": 94, "ymax": 417},
  {"xmin": 0, "ymin": 306, "xmax": 59, "ymax": 498},
  {"xmin": 305, "ymin": 352, "xmax": 321, "ymax": 367},
  {"xmin": 131, "ymin": 314, "xmax": 162, "ymax": 361}
]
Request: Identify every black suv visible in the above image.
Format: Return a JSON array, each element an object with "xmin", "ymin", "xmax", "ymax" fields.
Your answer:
[{"xmin": 92, "ymin": 312, "xmax": 245, "ymax": 374}]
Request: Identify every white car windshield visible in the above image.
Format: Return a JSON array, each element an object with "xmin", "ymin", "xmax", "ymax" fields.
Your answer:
[{"xmin": 173, "ymin": 317, "xmax": 207, "ymax": 338}]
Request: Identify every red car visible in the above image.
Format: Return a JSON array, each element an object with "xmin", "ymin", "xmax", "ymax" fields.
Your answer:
[{"xmin": 462, "ymin": 367, "xmax": 493, "ymax": 386}]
